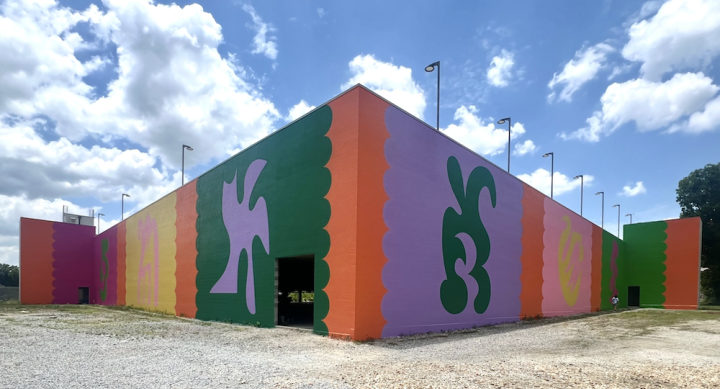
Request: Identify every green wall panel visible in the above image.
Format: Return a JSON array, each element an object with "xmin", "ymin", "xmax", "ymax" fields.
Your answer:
[
  {"xmin": 624, "ymin": 222, "xmax": 667, "ymax": 308},
  {"xmin": 195, "ymin": 106, "xmax": 332, "ymax": 333}
]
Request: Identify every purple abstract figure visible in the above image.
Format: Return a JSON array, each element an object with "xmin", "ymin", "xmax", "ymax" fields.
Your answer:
[
  {"xmin": 138, "ymin": 215, "xmax": 159, "ymax": 307},
  {"xmin": 210, "ymin": 159, "xmax": 269, "ymax": 315},
  {"xmin": 610, "ymin": 241, "xmax": 619, "ymax": 298}
]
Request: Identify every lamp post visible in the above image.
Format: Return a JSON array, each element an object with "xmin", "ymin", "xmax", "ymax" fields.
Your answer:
[
  {"xmin": 425, "ymin": 61, "xmax": 440, "ymax": 130},
  {"xmin": 543, "ymin": 152, "xmax": 554, "ymax": 198},
  {"xmin": 182, "ymin": 144, "xmax": 193, "ymax": 186},
  {"xmin": 97, "ymin": 213, "xmax": 104, "ymax": 235},
  {"xmin": 122, "ymin": 193, "xmax": 130, "ymax": 221},
  {"xmin": 626, "ymin": 213, "xmax": 633, "ymax": 224},
  {"xmin": 574, "ymin": 175, "xmax": 584, "ymax": 216},
  {"xmin": 595, "ymin": 192, "xmax": 604, "ymax": 229},
  {"xmin": 497, "ymin": 117, "xmax": 511, "ymax": 173},
  {"xmin": 613, "ymin": 204, "xmax": 621, "ymax": 238}
]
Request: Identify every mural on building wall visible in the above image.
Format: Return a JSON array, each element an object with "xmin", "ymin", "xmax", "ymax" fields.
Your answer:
[
  {"xmin": 100, "ymin": 239, "xmax": 109, "ymax": 302},
  {"xmin": 381, "ymin": 106, "xmax": 523, "ymax": 337},
  {"xmin": 195, "ymin": 106, "xmax": 332, "ymax": 332},
  {"xmin": 625, "ymin": 222, "xmax": 667, "ymax": 308},
  {"xmin": 440, "ymin": 156, "xmax": 497, "ymax": 315},
  {"xmin": 541, "ymin": 199, "xmax": 593, "ymax": 316},
  {"xmin": 52, "ymin": 223, "xmax": 95, "ymax": 304},
  {"xmin": 125, "ymin": 195, "xmax": 177, "ymax": 313},
  {"xmin": 18, "ymin": 86, "xmax": 702, "ymax": 340},
  {"xmin": 624, "ymin": 218, "xmax": 701, "ymax": 309},
  {"xmin": 210, "ymin": 159, "xmax": 269, "ymax": 316},
  {"xmin": 96, "ymin": 226, "xmax": 118, "ymax": 305}
]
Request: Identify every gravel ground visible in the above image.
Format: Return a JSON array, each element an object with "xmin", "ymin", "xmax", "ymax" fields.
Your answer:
[{"xmin": 1, "ymin": 305, "xmax": 719, "ymax": 388}]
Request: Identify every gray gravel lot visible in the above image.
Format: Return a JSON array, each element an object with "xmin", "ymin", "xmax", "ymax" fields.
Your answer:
[{"xmin": 1, "ymin": 304, "xmax": 719, "ymax": 388}]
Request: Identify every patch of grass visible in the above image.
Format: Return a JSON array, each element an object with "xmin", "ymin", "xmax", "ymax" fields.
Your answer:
[
  {"xmin": 589, "ymin": 309, "xmax": 720, "ymax": 336},
  {"xmin": 699, "ymin": 304, "xmax": 720, "ymax": 311}
]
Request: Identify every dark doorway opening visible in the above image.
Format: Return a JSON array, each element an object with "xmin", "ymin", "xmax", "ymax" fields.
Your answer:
[
  {"xmin": 78, "ymin": 287, "xmax": 89, "ymax": 304},
  {"xmin": 628, "ymin": 286, "xmax": 640, "ymax": 307},
  {"xmin": 276, "ymin": 255, "xmax": 314, "ymax": 329}
]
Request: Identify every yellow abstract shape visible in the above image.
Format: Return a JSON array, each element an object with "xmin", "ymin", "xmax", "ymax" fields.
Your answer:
[
  {"xmin": 558, "ymin": 215, "xmax": 583, "ymax": 306},
  {"xmin": 125, "ymin": 193, "xmax": 177, "ymax": 313}
]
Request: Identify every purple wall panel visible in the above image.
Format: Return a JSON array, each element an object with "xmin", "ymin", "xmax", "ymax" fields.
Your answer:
[
  {"xmin": 52, "ymin": 223, "xmax": 95, "ymax": 304},
  {"xmin": 381, "ymin": 107, "xmax": 523, "ymax": 337}
]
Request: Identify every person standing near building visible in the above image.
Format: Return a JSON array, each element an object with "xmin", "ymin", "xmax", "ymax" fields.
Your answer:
[{"xmin": 611, "ymin": 295, "xmax": 619, "ymax": 312}]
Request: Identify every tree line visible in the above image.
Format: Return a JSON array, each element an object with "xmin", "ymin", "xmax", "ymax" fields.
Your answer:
[
  {"xmin": 0, "ymin": 264, "xmax": 19, "ymax": 287},
  {"xmin": 677, "ymin": 162, "xmax": 720, "ymax": 303}
]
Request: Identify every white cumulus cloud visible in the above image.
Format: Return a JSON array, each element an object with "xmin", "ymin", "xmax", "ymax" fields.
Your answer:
[
  {"xmin": 442, "ymin": 106, "xmax": 533, "ymax": 157},
  {"xmin": 487, "ymin": 50, "xmax": 514, "ymax": 87},
  {"xmin": 0, "ymin": 0, "xmax": 284, "ymax": 265},
  {"xmin": 287, "ymin": 100, "xmax": 316, "ymax": 121},
  {"xmin": 517, "ymin": 169, "xmax": 594, "ymax": 198},
  {"xmin": 242, "ymin": 4, "xmax": 278, "ymax": 60},
  {"xmin": 620, "ymin": 182, "xmax": 647, "ymax": 197},
  {"xmin": 342, "ymin": 54, "xmax": 426, "ymax": 120},
  {"xmin": 562, "ymin": 72, "xmax": 720, "ymax": 141},
  {"xmin": 548, "ymin": 43, "xmax": 614, "ymax": 102},
  {"xmin": 622, "ymin": 0, "xmax": 720, "ymax": 80},
  {"xmin": 513, "ymin": 140, "xmax": 537, "ymax": 156}
]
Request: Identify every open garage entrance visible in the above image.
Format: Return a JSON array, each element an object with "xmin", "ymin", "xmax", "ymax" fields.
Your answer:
[{"xmin": 276, "ymin": 255, "xmax": 314, "ymax": 329}]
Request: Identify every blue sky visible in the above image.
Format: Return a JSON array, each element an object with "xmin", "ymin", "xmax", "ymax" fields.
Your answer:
[{"xmin": 1, "ymin": 0, "xmax": 719, "ymax": 265}]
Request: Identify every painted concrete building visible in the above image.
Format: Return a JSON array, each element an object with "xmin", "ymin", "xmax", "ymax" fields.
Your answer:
[{"xmin": 19, "ymin": 85, "xmax": 702, "ymax": 340}]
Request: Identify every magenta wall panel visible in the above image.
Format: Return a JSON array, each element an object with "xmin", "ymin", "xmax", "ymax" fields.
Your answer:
[{"xmin": 52, "ymin": 223, "xmax": 95, "ymax": 304}]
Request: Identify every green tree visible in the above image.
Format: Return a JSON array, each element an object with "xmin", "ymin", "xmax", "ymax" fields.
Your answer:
[
  {"xmin": 677, "ymin": 162, "xmax": 720, "ymax": 302},
  {"xmin": 0, "ymin": 264, "xmax": 19, "ymax": 287}
]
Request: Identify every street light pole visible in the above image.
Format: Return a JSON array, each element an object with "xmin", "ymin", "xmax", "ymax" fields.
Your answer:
[
  {"xmin": 626, "ymin": 214, "xmax": 633, "ymax": 224},
  {"xmin": 613, "ymin": 204, "xmax": 621, "ymax": 238},
  {"xmin": 543, "ymin": 152, "xmax": 554, "ymax": 198},
  {"xmin": 122, "ymin": 193, "xmax": 130, "ymax": 221},
  {"xmin": 596, "ymin": 192, "xmax": 604, "ymax": 229},
  {"xmin": 97, "ymin": 213, "xmax": 105, "ymax": 235},
  {"xmin": 574, "ymin": 175, "xmax": 584, "ymax": 216},
  {"xmin": 425, "ymin": 61, "xmax": 440, "ymax": 130},
  {"xmin": 498, "ymin": 117, "xmax": 512, "ymax": 173},
  {"xmin": 182, "ymin": 144, "xmax": 193, "ymax": 186}
]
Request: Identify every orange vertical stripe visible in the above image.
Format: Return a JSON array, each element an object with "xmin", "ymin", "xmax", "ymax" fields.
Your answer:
[
  {"xmin": 19, "ymin": 218, "xmax": 55, "ymax": 304},
  {"xmin": 175, "ymin": 180, "xmax": 198, "ymax": 318},
  {"xmin": 519, "ymin": 186, "xmax": 544, "ymax": 318},
  {"xmin": 117, "ymin": 222, "xmax": 127, "ymax": 306},
  {"xmin": 664, "ymin": 217, "xmax": 701, "ymax": 310},
  {"xmin": 354, "ymin": 88, "xmax": 390, "ymax": 340},
  {"xmin": 324, "ymin": 88, "xmax": 360, "ymax": 338},
  {"xmin": 591, "ymin": 225, "xmax": 603, "ymax": 312}
]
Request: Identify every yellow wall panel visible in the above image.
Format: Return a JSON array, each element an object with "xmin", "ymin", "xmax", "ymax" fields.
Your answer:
[{"xmin": 125, "ymin": 194, "xmax": 177, "ymax": 313}]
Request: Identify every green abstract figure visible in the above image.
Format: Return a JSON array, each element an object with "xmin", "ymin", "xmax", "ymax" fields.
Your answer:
[
  {"xmin": 100, "ymin": 238, "xmax": 109, "ymax": 302},
  {"xmin": 441, "ymin": 156, "xmax": 497, "ymax": 314}
]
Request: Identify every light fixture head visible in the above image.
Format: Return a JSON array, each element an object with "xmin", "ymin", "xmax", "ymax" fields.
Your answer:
[
  {"xmin": 98, "ymin": 213, "xmax": 105, "ymax": 216},
  {"xmin": 595, "ymin": 191, "xmax": 603, "ymax": 195},
  {"xmin": 183, "ymin": 144, "xmax": 193, "ymax": 151},
  {"xmin": 497, "ymin": 117, "xmax": 510, "ymax": 125},
  {"xmin": 542, "ymin": 152, "xmax": 553, "ymax": 158},
  {"xmin": 123, "ymin": 193, "xmax": 131, "ymax": 198},
  {"xmin": 425, "ymin": 61, "xmax": 439, "ymax": 72},
  {"xmin": 574, "ymin": 175, "xmax": 583, "ymax": 179},
  {"xmin": 612, "ymin": 204, "xmax": 620, "ymax": 208},
  {"xmin": 626, "ymin": 214, "xmax": 632, "ymax": 217}
]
